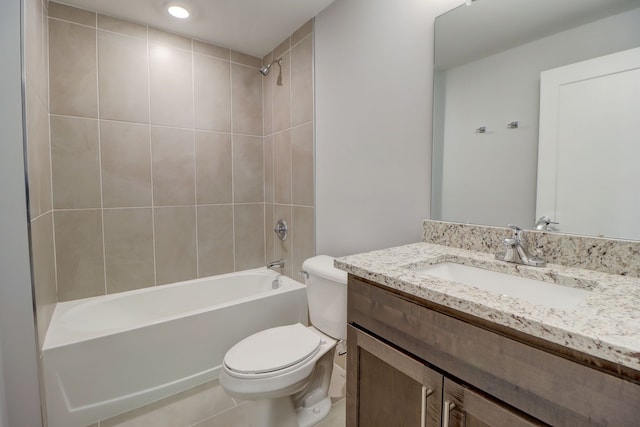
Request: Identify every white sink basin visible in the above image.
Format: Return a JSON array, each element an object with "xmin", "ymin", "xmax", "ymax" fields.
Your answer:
[{"xmin": 416, "ymin": 262, "xmax": 591, "ymax": 311}]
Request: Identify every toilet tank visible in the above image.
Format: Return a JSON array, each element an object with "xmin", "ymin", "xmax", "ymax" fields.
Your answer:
[{"xmin": 302, "ymin": 255, "xmax": 348, "ymax": 340}]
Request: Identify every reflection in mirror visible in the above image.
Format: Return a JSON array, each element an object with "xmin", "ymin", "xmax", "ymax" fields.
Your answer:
[{"xmin": 431, "ymin": 0, "xmax": 640, "ymax": 240}]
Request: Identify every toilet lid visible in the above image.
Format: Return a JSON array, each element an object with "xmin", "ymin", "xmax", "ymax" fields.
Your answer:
[{"xmin": 224, "ymin": 324, "xmax": 321, "ymax": 374}]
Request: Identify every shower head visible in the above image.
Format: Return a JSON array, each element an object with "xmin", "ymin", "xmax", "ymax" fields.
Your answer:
[{"xmin": 259, "ymin": 58, "xmax": 283, "ymax": 76}]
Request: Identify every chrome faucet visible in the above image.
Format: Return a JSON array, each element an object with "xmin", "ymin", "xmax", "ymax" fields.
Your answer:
[
  {"xmin": 495, "ymin": 225, "xmax": 546, "ymax": 267},
  {"xmin": 267, "ymin": 259, "xmax": 285, "ymax": 270},
  {"xmin": 534, "ymin": 216, "xmax": 559, "ymax": 231},
  {"xmin": 267, "ymin": 260, "xmax": 285, "ymax": 289}
]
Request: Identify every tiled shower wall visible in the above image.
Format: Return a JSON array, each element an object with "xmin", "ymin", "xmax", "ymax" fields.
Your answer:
[
  {"xmin": 38, "ymin": 2, "xmax": 315, "ymax": 304},
  {"xmin": 263, "ymin": 21, "xmax": 316, "ymax": 279}
]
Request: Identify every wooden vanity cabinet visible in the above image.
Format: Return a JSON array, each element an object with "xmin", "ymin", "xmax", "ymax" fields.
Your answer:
[
  {"xmin": 348, "ymin": 325, "xmax": 443, "ymax": 426},
  {"xmin": 348, "ymin": 325, "xmax": 544, "ymax": 427},
  {"xmin": 347, "ymin": 275, "xmax": 640, "ymax": 427}
]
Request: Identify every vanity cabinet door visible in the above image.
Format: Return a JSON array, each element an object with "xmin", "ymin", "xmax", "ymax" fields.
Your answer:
[
  {"xmin": 347, "ymin": 325, "xmax": 443, "ymax": 427},
  {"xmin": 442, "ymin": 378, "xmax": 547, "ymax": 427}
]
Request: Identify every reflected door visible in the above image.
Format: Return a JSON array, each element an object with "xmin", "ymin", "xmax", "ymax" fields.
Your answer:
[{"xmin": 537, "ymin": 47, "xmax": 640, "ymax": 239}]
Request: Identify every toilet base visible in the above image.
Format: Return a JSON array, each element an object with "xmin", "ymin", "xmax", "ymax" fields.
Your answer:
[
  {"xmin": 296, "ymin": 396, "xmax": 332, "ymax": 427},
  {"xmin": 247, "ymin": 397, "xmax": 299, "ymax": 427}
]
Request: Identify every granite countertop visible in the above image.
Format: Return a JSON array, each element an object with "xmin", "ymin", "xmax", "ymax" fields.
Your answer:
[{"xmin": 335, "ymin": 242, "xmax": 640, "ymax": 373}]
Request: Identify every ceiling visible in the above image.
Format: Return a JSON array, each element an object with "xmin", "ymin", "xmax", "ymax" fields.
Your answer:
[
  {"xmin": 435, "ymin": 0, "xmax": 640, "ymax": 69},
  {"xmin": 58, "ymin": 0, "xmax": 337, "ymax": 58}
]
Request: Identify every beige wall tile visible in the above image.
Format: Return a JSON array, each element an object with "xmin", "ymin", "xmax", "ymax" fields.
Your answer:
[
  {"xmin": 234, "ymin": 204, "xmax": 265, "ymax": 270},
  {"xmin": 26, "ymin": 88, "xmax": 52, "ymax": 218},
  {"xmin": 292, "ymin": 206, "xmax": 315, "ymax": 283},
  {"xmin": 273, "ymin": 204, "xmax": 292, "ymax": 277},
  {"xmin": 100, "ymin": 379, "xmax": 234, "ymax": 427},
  {"xmin": 262, "ymin": 53, "xmax": 274, "ymax": 136},
  {"xmin": 25, "ymin": 0, "xmax": 49, "ymax": 106},
  {"xmin": 41, "ymin": 1, "xmax": 50, "ymax": 107},
  {"xmin": 273, "ymin": 37, "xmax": 290, "ymax": 60},
  {"xmin": 25, "ymin": 0, "xmax": 40, "ymax": 84},
  {"xmin": 149, "ymin": 44, "xmax": 194, "ymax": 128},
  {"xmin": 273, "ymin": 130, "xmax": 291, "ymax": 204},
  {"xmin": 195, "ymin": 131, "xmax": 232, "ymax": 204},
  {"xmin": 48, "ymin": 2, "xmax": 95, "ymax": 27},
  {"xmin": 265, "ymin": 203, "xmax": 275, "ymax": 263},
  {"xmin": 55, "ymin": 209, "xmax": 105, "ymax": 301},
  {"xmin": 50, "ymin": 115, "xmax": 101, "ymax": 209},
  {"xmin": 151, "ymin": 126, "xmax": 195, "ymax": 206},
  {"xmin": 101, "ymin": 121, "xmax": 152, "ymax": 207},
  {"xmin": 103, "ymin": 208, "xmax": 155, "ymax": 293},
  {"xmin": 35, "ymin": 11, "xmax": 318, "ymax": 306},
  {"xmin": 193, "ymin": 40, "xmax": 229, "ymax": 60},
  {"xmin": 262, "ymin": 51, "xmax": 273, "ymax": 67},
  {"xmin": 230, "ymin": 50, "xmax": 261, "ymax": 68},
  {"xmin": 233, "ymin": 135, "xmax": 263, "ymax": 203},
  {"xmin": 194, "ymin": 54, "xmax": 231, "ymax": 132},
  {"xmin": 291, "ymin": 20, "xmax": 313, "ymax": 47},
  {"xmin": 291, "ymin": 35, "xmax": 313, "ymax": 127},
  {"xmin": 31, "ymin": 212, "xmax": 56, "ymax": 349},
  {"xmin": 98, "ymin": 30, "xmax": 149, "ymax": 123},
  {"xmin": 197, "ymin": 205, "xmax": 234, "ymax": 277},
  {"xmin": 154, "ymin": 206, "xmax": 197, "ymax": 285},
  {"xmin": 272, "ymin": 51, "xmax": 291, "ymax": 132},
  {"xmin": 263, "ymin": 135, "xmax": 274, "ymax": 203},
  {"xmin": 49, "ymin": 18, "xmax": 98, "ymax": 117},
  {"xmin": 291, "ymin": 123, "xmax": 314, "ymax": 207},
  {"xmin": 148, "ymin": 27, "xmax": 191, "ymax": 50},
  {"xmin": 231, "ymin": 64, "xmax": 263, "ymax": 136},
  {"xmin": 98, "ymin": 15, "xmax": 147, "ymax": 39}
]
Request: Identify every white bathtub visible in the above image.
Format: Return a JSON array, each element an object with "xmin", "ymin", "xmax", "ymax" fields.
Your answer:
[{"xmin": 42, "ymin": 269, "xmax": 308, "ymax": 427}]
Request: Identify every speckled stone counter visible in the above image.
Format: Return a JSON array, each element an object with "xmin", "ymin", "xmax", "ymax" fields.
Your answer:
[
  {"xmin": 335, "ymin": 242, "xmax": 640, "ymax": 373},
  {"xmin": 423, "ymin": 220, "xmax": 640, "ymax": 278}
]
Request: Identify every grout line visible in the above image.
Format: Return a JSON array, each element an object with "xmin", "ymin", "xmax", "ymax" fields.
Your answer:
[
  {"xmin": 44, "ymin": 3, "xmax": 60, "ymax": 298},
  {"xmin": 229, "ymin": 57, "xmax": 237, "ymax": 272},
  {"xmin": 288, "ymin": 43, "xmax": 294, "ymax": 210},
  {"xmin": 290, "ymin": 31, "xmax": 312, "ymax": 52},
  {"xmin": 47, "ymin": 15, "xmax": 96, "ymax": 31},
  {"xmin": 96, "ymin": 26, "xmax": 146, "ymax": 42},
  {"xmin": 269, "ymin": 48, "xmax": 276, "ymax": 262},
  {"xmin": 192, "ymin": 44, "xmax": 200, "ymax": 278},
  {"xmin": 50, "ymin": 112, "xmax": 264, "ymax": 137},
  {"xmin": 262, "ymin": 52, "xmax": 267, "ymax": 263},
  {"xmin": 49, "ymin": 202, "xmax": 263, "ymax": 212},
  {"xmin": 146, "ymin": 25, "xmax": 158, "ymax": 288},
  {"xmin": 310, "ymin": 22, "xmax": 317, "ymax": 257},
  {"xmin": 95, "ymin": 21, "xmax": 108, "ymax": 296}
]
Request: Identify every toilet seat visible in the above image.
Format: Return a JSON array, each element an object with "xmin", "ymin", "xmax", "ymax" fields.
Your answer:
[{"xmin": 224, "ymin": 323, "xmax": 322, "ymax": 379}]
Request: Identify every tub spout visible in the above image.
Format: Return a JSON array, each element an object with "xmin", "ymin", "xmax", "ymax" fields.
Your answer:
[{"xmin": 267, "ymin": 259, "xmax": 285, "ymax": 270}]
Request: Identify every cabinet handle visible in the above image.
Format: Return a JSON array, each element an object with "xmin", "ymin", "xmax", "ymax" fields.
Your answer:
[
  {"xmin": 442, "ymin": 400, "xmax": 456, "ymax": 427},
  {"xmin": 421, "ymin": 386, "xmax": 433, "ymax": 427}
]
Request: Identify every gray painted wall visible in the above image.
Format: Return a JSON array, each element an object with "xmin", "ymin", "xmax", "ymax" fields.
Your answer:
[{"xmin": 314, "ymin": 0, "xmax": 461, "ymax": 257}]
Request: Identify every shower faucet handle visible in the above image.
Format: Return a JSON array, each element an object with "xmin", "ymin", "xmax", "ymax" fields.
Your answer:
[{"xmin": 274, "ymin": 219, "xmax": 288, "ymax": 241}]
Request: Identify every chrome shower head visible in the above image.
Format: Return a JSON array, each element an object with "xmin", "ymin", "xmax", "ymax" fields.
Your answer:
[
  {"xmin": 259, "ymin": 65, "xmax": 271, "ymax": 76},
  {"xmin": 259, "ymin": 58, "xmax": 283, "ymax": 76}
]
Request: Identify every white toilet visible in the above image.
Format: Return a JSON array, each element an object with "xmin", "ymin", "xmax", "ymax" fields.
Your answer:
[{"xmin": 219, "ymin": 255, "xmax": 348, "ymax": 427}]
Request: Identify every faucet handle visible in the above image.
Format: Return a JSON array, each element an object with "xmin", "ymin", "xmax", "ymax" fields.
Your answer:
[
  {"xmin": 535, "ymin": 216, "xmax": 559, "ymax": 231},
  {"xmin": 507, "ymin": 224, "xmax": 524, "ymax": 241}
]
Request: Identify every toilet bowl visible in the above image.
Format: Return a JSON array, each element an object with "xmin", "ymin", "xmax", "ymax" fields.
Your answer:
[{"xmin": 219, "ymin": 255, "xmax": 347, "ymax": 427}]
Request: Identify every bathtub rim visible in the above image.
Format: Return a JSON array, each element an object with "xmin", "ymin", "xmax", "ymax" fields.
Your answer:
[{"xmin": 43, "ymin": 268, "xmax": 305, "ymax": 350}]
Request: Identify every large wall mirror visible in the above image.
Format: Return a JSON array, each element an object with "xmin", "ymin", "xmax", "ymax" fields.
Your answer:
[{"xmin": 431, "ymin": 0, "xmax": 640, "ymax": 240}]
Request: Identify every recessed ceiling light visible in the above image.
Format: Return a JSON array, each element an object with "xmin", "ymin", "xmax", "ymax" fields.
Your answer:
[{"xmin": 168, "ymin": 5, "xmax": 190, "ymax": 19}]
